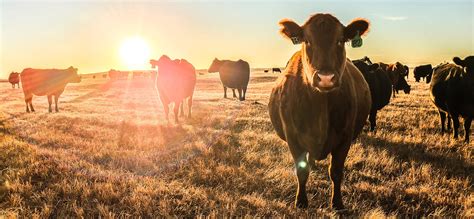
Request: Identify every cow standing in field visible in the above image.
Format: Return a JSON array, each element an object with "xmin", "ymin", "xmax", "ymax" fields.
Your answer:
[
  {"xmin": 150, "ymin": 55, "xmax": 196, "ymax": 124},
  {"xmin": 379, "ymin": 62, "xmax": 410, "ymax": 97},
  {"xmin": 8, "ymin": 72, "xmax": 20, "ymax": 88},
  {"xmin": 272, "ymin": 68, "xmax": 282, "ymax": 73},
  {"xmin": 269, "ymin": 13, "xmax": 371, "ymax": 210},
  {"xmin": 430, "ymin": 56, "xmax": 474, "ymax": 143},
  {"xmin": 414, "ymin": 64, "xmax": 433, "ymax": 82},
  {"xmin": 208, "ymin": 58, "xmax": 250, "ymax": 101},
  {"xmin": 20, "ymin": 66, "xmax": 81, "ymax": 113},
  {"xmin": 353, "ymin": 59, "xmax": 392, "ymax": 131}
]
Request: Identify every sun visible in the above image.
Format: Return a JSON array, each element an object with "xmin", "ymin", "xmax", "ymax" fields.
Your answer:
[{"xmin": 120, "ymin": 37, "xmax": 151, "ymax": 70}]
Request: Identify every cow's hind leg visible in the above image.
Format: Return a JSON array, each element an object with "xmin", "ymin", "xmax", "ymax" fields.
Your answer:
[
  {"xmin": 25, "ymin": 98, "xmax": 30, "ymax": 113},
  {"xmin": 223, "ymin": 86, "xmax": 228, "ymax": 98},
  {"xmin": 54, "ymin": 95, "xmax": 60, "ymax": 112},
  {"xmin": 179, "ymin": 100, "xmax": 185, "ymax": 117},
  {"xmin": 463, "ymin": 117, "xmax": 472, "ymax": 143},
  {"xmin": 369, "ymin": 109, "xmax": 377, "ymax": 132},
  {"xmin": 242, "ymin": 87, "xmax": 247, "ymax": 100},
  {"xmin": 232, "ymin": 89, "xmax": 237, "ymax": 98},
  {"xmin": 329, "ymin": 143, "xmax": 350, "ymax": 210},
  {"xmin": 187, "ymin": 96, "xmax": 193, "ymax": 118},
  {"xmin": 452, "ymin": 113, "xmax": 460, "ymax": 139},
  {"xmin": 288, "ymin": 141, "xmax": 309, "ymax": 208},
  {"xmin": 447, "ymin": 114, "xmax": 452, "ymax": 130},
  {"xmin": 47, "ymin": 95, "xmax": 53, "ymax": 113},
  {"xmin": 439, "ymin": 110, "xmax": 446, "ymax": 133},
  {"xmin": 173, "ymin": 102, "xmax": 180, "ymax": 124},
  {"xmin": 237, "ymin": 88, "xmax": 243, "ymax": 101}
]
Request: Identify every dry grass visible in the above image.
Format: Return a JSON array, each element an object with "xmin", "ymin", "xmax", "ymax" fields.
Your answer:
[{"xmin": 0, "ymin": 71, "xmax": 472, "ymax": 217}]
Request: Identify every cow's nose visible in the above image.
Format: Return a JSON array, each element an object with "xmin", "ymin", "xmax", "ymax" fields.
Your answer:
[{"xmin": 315, "ymin": 73, "xmax": 335, "ymax": 88}]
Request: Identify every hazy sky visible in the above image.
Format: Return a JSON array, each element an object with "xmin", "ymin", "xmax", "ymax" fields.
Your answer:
[{"xmin": 1, "ymin": 0, "xmax": 473, "ymax": 78}]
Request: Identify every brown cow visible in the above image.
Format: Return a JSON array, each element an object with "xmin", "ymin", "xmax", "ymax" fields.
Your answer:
[
  {"xmin": 208, "ymin": 58, "xmax": 250, "ymax": 101},
  {"xmin": 379, "ymin": 62, "xmax": 409, "ymax": 97},
  {"xmin": 269, "ymin": 14, "xmax": 371, "ymax": 210},
  {"xmin": 20, "ymin": 66, "xmax": 81, "ymax": 112},
  {"xmin": 8, "ymin": 72, "xmax": 20, "ymax": 88},
  {"xmin": 150, "ymin": 55, "xmax": 196, "ymax": 124}
]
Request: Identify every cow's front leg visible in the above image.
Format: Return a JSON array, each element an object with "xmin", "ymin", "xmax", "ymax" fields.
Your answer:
[
  {"xmin": 329, "ymin": 143, "xmax": 350, "ymax": 210},
  {"xmin": 47, "ymin": 95, "xmax": 53, "ymax": 113},
  {"xmin": 288, "ymin": 142, "xmax": 309, "ymax": 208}
]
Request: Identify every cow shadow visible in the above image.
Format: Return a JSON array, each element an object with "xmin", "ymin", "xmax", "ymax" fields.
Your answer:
[{"xmin": 360, "ymin": 134, "xmax": 474, "ymax": 180}]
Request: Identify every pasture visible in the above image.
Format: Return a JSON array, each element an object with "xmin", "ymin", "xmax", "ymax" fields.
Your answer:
[{"xmin": 0, "ymin": 70, "xmax": 472, "ymax": 217}]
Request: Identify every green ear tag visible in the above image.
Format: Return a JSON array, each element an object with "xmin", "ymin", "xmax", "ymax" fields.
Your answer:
[
  {"xmin": 351, "ymin": 31, "xmax": 363, "ymax": 48},
  {"xmin": 291, "ymin": 37, "xmax": 302, "ymax": 45}
]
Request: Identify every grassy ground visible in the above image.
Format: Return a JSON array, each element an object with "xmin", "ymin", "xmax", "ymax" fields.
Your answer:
[{"xmin": 0, "ymin": 71, "xmax": 472, "ymax": 217}]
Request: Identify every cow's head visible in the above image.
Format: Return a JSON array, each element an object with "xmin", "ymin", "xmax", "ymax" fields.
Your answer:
[
  {"xmin": 453, "ymin": 56, "xmax": 474, "ymax": 75},
  {"xmin": 403, "ymin": 84, "xmax": 411, "ymax": 94},
  {"xmin": 67, "ymin": 66, "xmax": 81, "ymax": 83},
  {"xmin": 150, "ymin": 55, "xmax": 172, "ymax": 69},
  {"xmin": 279, "ymin": 14, "xmax": 369, "ymax": 92},
  {"xmin": 208, "ymin": 58, "xmax": 222, "ymax": 73}
]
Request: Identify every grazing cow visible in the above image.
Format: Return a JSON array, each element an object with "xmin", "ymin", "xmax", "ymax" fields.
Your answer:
[
  {"xmin": 430, "ymin": 56, "xmax": 474, "ymax": 143},
  {"xmin": 8, "ymin": 72, "xmax": 20, "ymax": 88},
  {"xmin": 20, "ymin": 66, "xmax": 81, "ymax": 113},
  {"xmin": 272, "ymin": 68, "xmax": 282, "ymax": 73},
  {"xmin": 150, "ymin": 55, "xmax": 196, "ymax": 124},
  {"xmin": 269, "ymin": 13, "xmax": 371, "ymax": 210},
  {"xmin": 353, "ymin": 60, "xmax": 392, "ymax": 131},
  {"xmin": 393, "ymin": 73, "xmax": 411, "ymax": 95},
  {"xmin": 264, "ymin": 69, "xmax": 269, "ymax": 73},
  {"xmin": 208, "ymin": 58, "xmax": 250, "ymax": 101},
  {"xmin": 414, "ymin": 64, "xmax": 433, "ymax": 82},
  {"xmin": 108, "ymin": 69, "xmax": 129, "ymax": 80},
  {"xmin": 379, "ymin": 62, "xmax": 410, "ymax": 97}
]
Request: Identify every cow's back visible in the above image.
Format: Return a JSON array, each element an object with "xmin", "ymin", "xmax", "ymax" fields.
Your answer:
[
  {"xmin": 21, "ymin": 69, "xmax": 70, "ymax": 96},
  {"xmin": 219, "ymin": 60, "xmax": 250, "ymax": 89}
]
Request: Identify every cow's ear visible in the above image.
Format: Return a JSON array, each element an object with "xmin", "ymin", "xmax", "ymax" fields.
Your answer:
[
  {"xmin": 453, "ymin": 57, "xmax": 464, "ymax": 66},
  {"xmin": 279, "ymin": 19, "xmax": 304, "ymax": 45},
  {"xmin": 344, "ymin": 18, "xmax": 369, "ymax": 41}
]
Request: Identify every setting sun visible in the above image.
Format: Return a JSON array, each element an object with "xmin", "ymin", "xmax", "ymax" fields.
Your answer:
[{"xmin": 119, "ymin": 37, "xmax": 150, "ymax": 70}]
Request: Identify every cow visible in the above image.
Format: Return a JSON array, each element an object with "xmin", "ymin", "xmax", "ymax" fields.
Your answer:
[
  {"xmin": 8, "ymin": 72, "xmax": 20, "ymax": 88},
  {"xmin": 393, "ymin": 73, "xmax": 411, "ymax": 95},
  {"xmin": 430, "ymin": 56, "xmax": 474, "ymax": 143},
  {"xmin": 208, "ymin": 58, "xmax": 250, "ymax": 101},
  {"xmin": 268, "ymin": 13, "xmax": 371, "ymax": 210},
  {"xmin": 20, "ymin": 66, "xmax": 81, "ymax": 113},
  {"xmin": 108, "ymin": 69, "xmax": 129, "ymax": 80},
  {"xmin": 150, "ymin": 55, "xmax": 196, "ymax": 124},
  {"xmin": 379, "ymin": 62, "xmax": 410, "ymax": 97},
  {"xmin": 264, "ymin": 69, "xmax": 269, "ymax": 73},
  {"xmin": 272, "ymin": 68, "xmax": 282, "ymax": 73},
  {"xmin": 414, "ymin": 64, "xmax": 433, "ymax": 82},
  {"xmin": 352, "ymin": 59, "xmax": 392, "ymax": 131}
]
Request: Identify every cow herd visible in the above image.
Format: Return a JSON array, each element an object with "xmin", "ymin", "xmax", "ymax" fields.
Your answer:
[{"xmin": 3, "ymin": 12, "xmax": 473, "ymax": 212}]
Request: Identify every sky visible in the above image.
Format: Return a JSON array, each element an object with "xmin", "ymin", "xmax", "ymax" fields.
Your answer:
[{"xmin": 0, "ymin": 0, "xmax": 473, "ymax": 78}]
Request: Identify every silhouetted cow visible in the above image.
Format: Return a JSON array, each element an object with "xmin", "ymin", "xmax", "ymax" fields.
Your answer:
[
  {"xmin": 150, "ymin": 55, "xmax": 196, "ymax": 124},
  {"xmin": 272, "ymin": 68, "xmax": 281, "ymax": 73},
  {"xmin": 8, "ymin": 72, "xmax": 20, "ymax": 88},
  {"xmin": 208, "ymin": 58, "xmax": 250, "ymax": 101},
  {"xmin": 269, "ymin": 13, "xmax": 371, "ymax": 210},
  {"xmin": 414, "ymin": 64, "xmax": 433, "ymax": 82},
  {"xmin": 20, "ymin": 66, "xmax": 81, "ymax": 112},
  {"xmin": 353, "ymin": 59, "xmax": 392, "ymax": 131},
  {"xmin": 379, "ymin": 62, "xmax": 410, "ymax": 97},
  {"xmin": 430, "ymin": 56, "xmax": 474, "ymax": 143}
]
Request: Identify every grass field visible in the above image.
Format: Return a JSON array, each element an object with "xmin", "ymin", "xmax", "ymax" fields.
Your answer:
[{"xmin": 0, "ymin": 70, "xmax": 472, "ymax": 217}]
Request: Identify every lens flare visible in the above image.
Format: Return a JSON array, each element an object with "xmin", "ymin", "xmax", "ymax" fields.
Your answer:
[{"xmin": 120, "ymin": 37, "xmax": 150, "ymax": 70}]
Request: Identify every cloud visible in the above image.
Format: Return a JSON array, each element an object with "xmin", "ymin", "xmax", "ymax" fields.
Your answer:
[{"xmin": 382, "ymin": 16, "xmax": 408, "ymax": 21}]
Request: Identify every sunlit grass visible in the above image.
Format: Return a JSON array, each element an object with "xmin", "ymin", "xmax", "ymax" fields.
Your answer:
[{"xmin": 0, "ymin": 71, "xmax": 472, "ymax": 217}]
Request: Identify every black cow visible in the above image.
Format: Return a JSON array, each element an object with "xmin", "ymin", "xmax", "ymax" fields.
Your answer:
[
  {"xmin": 394, "ymin": 74, "xmax": 411, "ymax": 95},
  {"xmin": 414, "ymin": 64, "xmax": 433, "ymax": 82},
  {"xmin": 353, "ymin": 59, "xmax": 392, "ymax": 131},
  {"xmin": 272, "ymin": 68, "xmax": 281, "ymax": 73},
  {"xmin": 430, "ymin": 56, "xmax": 474, "ymax": 143}
]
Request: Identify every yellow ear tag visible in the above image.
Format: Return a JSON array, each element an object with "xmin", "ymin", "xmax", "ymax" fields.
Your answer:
[{"xmin": 351, "ymin": 31, "xmax": 363, "ymax": 48}]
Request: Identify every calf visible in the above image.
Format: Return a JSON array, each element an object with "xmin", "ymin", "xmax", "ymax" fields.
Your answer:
[{"xmin": 269, "ymin": 13, "xmax": 371, "ymax": 210}]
